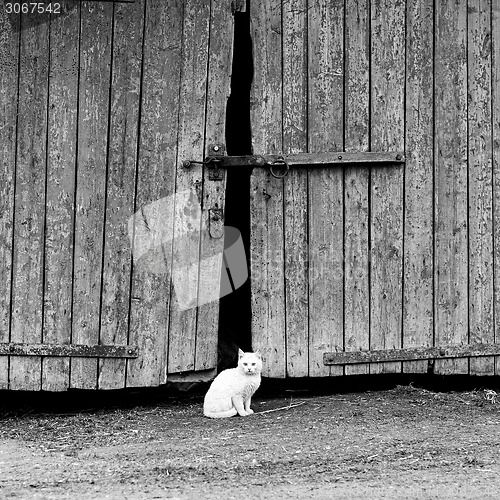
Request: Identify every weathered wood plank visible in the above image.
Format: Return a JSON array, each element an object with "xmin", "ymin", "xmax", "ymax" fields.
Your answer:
[
  {"xmin": 434, "ymin": 0, "xmax": 468, "ymax": 375},
  {"xmin": 468, "ymin": 0, "xmax": 494, "ymax": 376},
  {"xmin": 195, "ymin": 0, "xmax": 235, "ymax": 372},
  {"xmin": 282, "ymin": 0, "xmax": 308, "ymax": 377},
  {"xmin": 1, "ymin": 343, "xmax": 138, "ymax": 358},
  {"xmin": 494, "ymin": 0, "xmax": 500, "ymax": 376},
  {"xmin": 0, "ymin": 9, "xmax": 20, "ymax": 389},
  {"xmin": 402, "ymin": 0, "xmax": 434, "ymax": 374},
  {"xmin": 9, "ymin": 17, "xmax": 49, "ymax": 391},
  {"xmin": 307, "ymin": 0, "xmax": 344, "ymax": 377},
  {"xmin": 344, "ymin": 0, "xmax": 370, "ymax": 377},
  {"xmin": 70, "ymin": 1, "xmax": 112, "ymax": 389},
  {"xmin": 369, "ymin": 0, "xmax": 405, "ymax": 375},
  {"xmin": 98, "ymin": 0, "xmax": 144, "ymax": 390},
  {"xmin": 42, "ymin": 1, "xmax": 79, "ymax": 392},
  {"xmin": 167, "ymin": 0, "xmax": 211, "ymax": 374},
  {"xmin": 126, "ymin": 0, "xmax": 182, "ymax": 387},
  {"xmin": 324, "ymin": 343, "xmax": 500, "ymax": 365},
  {"xmin": 249, "ymin": 0, "xmax": 285, "ymax": 378}
]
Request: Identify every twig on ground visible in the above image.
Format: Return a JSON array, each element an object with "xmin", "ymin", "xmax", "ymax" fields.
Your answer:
[
  {"xmin": 484, "ymin": 389, "xmax": 498, "ymax": 404},
  {"xmin": 257, "ymin": 401, "xmax": 306, "ymax": 415}
]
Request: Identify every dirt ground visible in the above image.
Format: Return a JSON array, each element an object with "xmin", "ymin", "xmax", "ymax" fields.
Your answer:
[{"xmin": 2, "ymin": 382, "xmax": 500, "ymax": 499}]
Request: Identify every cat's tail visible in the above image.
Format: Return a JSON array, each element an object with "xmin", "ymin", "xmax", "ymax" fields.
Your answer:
[{"xmin": 204, "ymin": 407, "xmax": 238, "ymax": 419}]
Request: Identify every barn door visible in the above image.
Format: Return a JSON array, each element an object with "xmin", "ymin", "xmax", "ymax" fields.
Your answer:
[
  {"xmin": 248, "ymin": 0, "xmax": 500, "ymax": 377},
  {"xmin": 0, "ymin": 0, "xmax": 237, "ymax": 391}
]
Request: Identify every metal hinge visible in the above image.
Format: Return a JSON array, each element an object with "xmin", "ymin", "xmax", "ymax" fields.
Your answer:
[{"xmin": 0, "ymin": 343, "xmax": 139, "ymax": 358}]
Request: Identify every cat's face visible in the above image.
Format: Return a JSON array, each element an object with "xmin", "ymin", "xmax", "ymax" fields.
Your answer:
[{"xmin": 238, "ymin": 349, "xmax": 262, "ymax": 375}]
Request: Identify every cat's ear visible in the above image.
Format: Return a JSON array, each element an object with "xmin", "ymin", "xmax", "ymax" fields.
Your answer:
[
  {"xmin": 238, "ymin": 348, "xmax": 245, "ymax": 358},
  {"xmin": 254, "ymin": 351, "xmax": 262, "ymax": 359}
]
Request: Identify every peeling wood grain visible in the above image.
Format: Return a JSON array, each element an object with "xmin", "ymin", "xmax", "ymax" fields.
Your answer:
[
  {"xmin": 369, "ymin": 0, "xmax": 405, "ymax": 375},
  {"xmin": 42, "ymin": 0, "xmax": 79, "ymax": 392},
  {"xmin": 493, "ymin": 0, "xmax": 500, "ymax": 376},
  {"xmin": 308, "ymin": 0, "xmax": 344, "ymax": 377},
  {"xmin": 168, "ymin": 0, "xmax": 211, "ymax": 374},
  {"xmin": 98, "ymin": 0, "xmax": 144, "ymax": 390},
  {"xmin": 9, "ymin": 18, "xmax": 49, "ymax": 391},
  {"xmin": 250, "ymin": 0, "xmax": 286, "ymax": 378},
  {"xmin": 402, "ymin": 0, "xmax": 434, "ymax": 374},
  {"xmin": 468, "ymin": 0, "xmax": 494, "ymax": 376},
  {"xmin": 0, "ymin": 9, "xmax": 19, "ymax": 389},
  {"xmin": 195, "ymin": 0, "xmax": 235, "ymax": 372},
  {"xmin": 283, "ymin": 0, "xmax": 308, "ymax": 377},
  {"xmin": 344, "ymin": 0, "xmax": 370, "ymax": 377},
  {"xmin": 127, "ymin": 0, "xmax": 182, "ymax": 387},
  {"xmin": 71, "ymin": 1, "xmax": 113, "ymax": 389},
  {"xmin": 434, "ymin": 0, "xmax": 469, "ymax": 375}
]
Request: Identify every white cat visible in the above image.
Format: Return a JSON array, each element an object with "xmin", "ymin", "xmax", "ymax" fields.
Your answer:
[{"xmin": 203, "ymin": 349, "xmax": 262, "ymax": 418}]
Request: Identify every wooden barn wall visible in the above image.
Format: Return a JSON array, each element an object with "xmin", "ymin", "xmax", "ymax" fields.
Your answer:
[
  {"xmin": 0, "ymin": 0, "xmax": 234, "ymax": 390},
  {"xmin": 250, "ymin": 0, "xmax": 500, "ymax": 378}
]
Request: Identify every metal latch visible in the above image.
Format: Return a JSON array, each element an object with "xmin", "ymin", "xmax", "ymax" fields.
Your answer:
[
  {"xmin": 183, "ymin": 144, "xmax": 226, "ymax": 181},
  {"xmin": 183, "ymin": 151, "xmax": 405, "ymax": 180}
]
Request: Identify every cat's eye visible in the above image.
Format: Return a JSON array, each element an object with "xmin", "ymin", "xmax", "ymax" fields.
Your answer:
[
  {"xmin": 251, "ymin": 363, "xmax": 256, "ymax": 366},
  {"xmin": 243, "ymin": 363, "xmax": 247, "ymax": 366}
]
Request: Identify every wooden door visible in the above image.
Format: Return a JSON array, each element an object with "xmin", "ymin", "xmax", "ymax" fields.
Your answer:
[
  {"xmin": 0, "ymin": 0, "xmax": 236, "ymax": 390},
  {"xmin": 249, "ymin": 0, "xmax": 500, "ymax": 377}
]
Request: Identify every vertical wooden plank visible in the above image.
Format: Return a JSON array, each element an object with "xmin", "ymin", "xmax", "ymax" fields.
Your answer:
[
  {"xmin": 369, "ymin": 0, "xmax": 405, "ymax": 374},
  {"xmin": 167, "ymin": 0, "xmax": 211, "ymax": 374},
  {"xmin": 0, "ymin": 11, "xmax": 20, "ymax": 389},
  {"xmin": 344, "ymin": 0, "xmax": 370, "ymax": 377},
  {"xmin": 494, "ymin": 0, "xmax": 500, "ymax": 375},
  {"xmin": 195, "ymin": 0, "xmax": 235, "ymax": 372},
  {"xmin": 98, "ymin": 0, "xmax": 144, "ymax": 389},
  {"xmin": 42, "ymin": 1, "xmax": 79, "ymax": 391},
  {"xmin": 283, "ymin": 0, "xmax": 308, "ymax": 377},
  {"xmin": 402, "ymin": 0, "xmax": 434, "ymax": 374},
  {"xmin": 70, "ymin": 1, "xmax": 112, "ymax": 389},
  {"xmin": 434, "ymin": 0, "xmax": 468, "ymax": 375},
  {"xmin": 126, "ymin": 0, "xmax": 182, "ymax": 387},
  {"xmin": 308, "ymin": 0, "xmax": 344, "ymax": 377},
  {"xmin": 250, "ymin": 0, "xmax": 285, "ymax": 378},
  {"xmin": 9, "ymin": 16, "xmax": 49, "ymax": 391},
  {"xmin": 468, "ymin": 0, "xmax": 494, "ymax": 376}
]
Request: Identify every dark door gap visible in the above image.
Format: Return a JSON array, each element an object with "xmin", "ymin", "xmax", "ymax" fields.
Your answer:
[{"xmin": 217, "ymin": 0, "xmax": 253, "ymax": 370}]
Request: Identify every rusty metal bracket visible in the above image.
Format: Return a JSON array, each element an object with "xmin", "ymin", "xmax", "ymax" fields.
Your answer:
[
  {"xmin": 208, "ymin": 208, "xmax": 224, "ymax": 238},
  {"xmin": 207, "ymin": 143, "xmax": 226, "ymax": 181},
  {"xmin": 323, "ymin": 343, "xmax": 500, "ymax": 365},
  {"xmin": 0, "ymin": 343, "xmax": 139, "ymax": 358},
  {"xmin": 183, "ymin": 144, "xmax": 227, "ymax": 181},
  {"xmin": 184, "ymin": 150, "xmax": 404, "ymax": 181},
  {"xmin": 183, "ymin": 151, "xmax": 404, "ymax": 175}
]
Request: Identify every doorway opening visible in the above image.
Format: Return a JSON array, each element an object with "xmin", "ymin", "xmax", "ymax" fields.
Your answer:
[{"xmin": 217, "ymin": 0, "xmax": 253, "ymax": 370}]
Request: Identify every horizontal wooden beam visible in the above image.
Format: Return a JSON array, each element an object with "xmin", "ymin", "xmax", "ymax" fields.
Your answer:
[
  {"xmin": 323, "ymin": 343, "xmax": 500, "ymax": 365},
  {"xmin": 0, "ymin": 343, "xmax": 139, "ymax": 358}
]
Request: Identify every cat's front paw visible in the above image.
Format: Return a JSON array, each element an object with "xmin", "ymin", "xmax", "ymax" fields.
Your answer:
[{"xmin": 246, "ymin": 409, "xmax": 254, "ymax": 415}]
